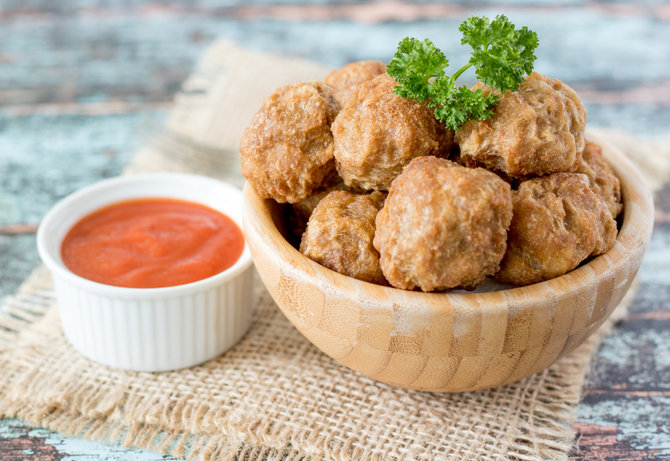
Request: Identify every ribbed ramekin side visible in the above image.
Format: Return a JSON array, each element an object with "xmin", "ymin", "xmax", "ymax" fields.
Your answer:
[
  {"xmin": 218, "ymin": 265, "xmax": 256, "ymax": 354},
  {"xmin": 54, "ymin": 265, "xmax": 256, "ymax": 372}
]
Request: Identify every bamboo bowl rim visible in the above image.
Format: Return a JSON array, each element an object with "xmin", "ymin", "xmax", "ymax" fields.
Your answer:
[{"xmin": 243, "ymin": 132, "xmax": 654, "ymax": 313}]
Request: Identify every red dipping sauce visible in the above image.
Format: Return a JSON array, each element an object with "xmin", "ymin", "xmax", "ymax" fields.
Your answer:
[{"xmin": 61, "ymin": 198, "xmax": 244, "ymax": 288}]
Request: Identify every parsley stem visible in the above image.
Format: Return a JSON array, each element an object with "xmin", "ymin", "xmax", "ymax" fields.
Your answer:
[{"xmin": 450, "ymin": 62, "xmax": 473, "ymax": 85}]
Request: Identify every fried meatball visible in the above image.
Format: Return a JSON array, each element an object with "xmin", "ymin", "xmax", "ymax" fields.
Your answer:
[
  {"xmin": 332, "ymin": 74, "xmax": 453, "ymax": 191},
  {"xmin": 456, "ymin": 72, "xmax": 587, "ymax": 177},
  {"xmin": 290, "ymin": 180, "xmax": 353, "ymax": 237},
  {"xmin": 569, "ymin": 141, "xmax": 623, "ymax": 218},
  {"xmin": 374, "ymin": 156, "xmax": 513, "ymax": 292},
  {"xmin": 300, "ymin": 190, "xmax": 387, "ymax": 284},
  {"xmin": 495, "ymin": 173, "xmax": 617, "ymax": 286},
  {"xmin": 240, "ymin": 81, "xmax": 340, "ymax": 203},
  {"xmin": 325, "ymin": 60, "xmax": 386, "ymax": 106}
]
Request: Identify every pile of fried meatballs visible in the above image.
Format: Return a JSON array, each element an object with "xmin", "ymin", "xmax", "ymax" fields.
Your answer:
[{"xmin": 240, "ymin": 61, "xmax": 622, "ymax": 292}]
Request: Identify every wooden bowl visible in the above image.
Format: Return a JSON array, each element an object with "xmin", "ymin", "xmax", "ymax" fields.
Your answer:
[{"xmin": 242, "ymin": 135, "xmax": 654, "ymax": 392}]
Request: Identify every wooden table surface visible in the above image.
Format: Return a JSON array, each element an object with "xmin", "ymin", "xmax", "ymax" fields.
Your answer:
[{"xmin": 1, "ymin": 1, "xmax": 669, "ymax": 459}]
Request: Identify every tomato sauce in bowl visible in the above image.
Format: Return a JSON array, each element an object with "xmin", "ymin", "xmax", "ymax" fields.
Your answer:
[{"xmin": 61, "ymin": 198, "xmax": 244, "ymax": 288}]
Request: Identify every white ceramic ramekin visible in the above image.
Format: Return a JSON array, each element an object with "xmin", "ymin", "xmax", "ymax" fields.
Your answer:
[{"xmin": 37, "ymin": 173, "xmax": 254, "ymax": 372}]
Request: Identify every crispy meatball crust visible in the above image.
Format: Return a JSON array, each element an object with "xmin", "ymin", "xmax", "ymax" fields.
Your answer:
[
  {"xmin": 374, "ymin": 156, "xmax": 513, "ymax": 292},
  {"xmin": 456, "ymin": 72, "xmax": 587, "ymax": 177},
  {"xmin": 240, "ymin": 81, "xmax": 341, "ymax": 203},
  {"xmin": 332, "ymin": 74, "xmax": 454, "ymax": 191},
  {"xmin": 290, "ymin": 180, "xmax": 353, "ymax": 237},
  {"xmin": 495, "ymin": 173, "xmax": 617, "ymax": 286},
  {"xmin": 324, "ymin": 60, "xmax": 387, "ymax": 106},
  {"xmin": 569, "ymin": 141, "xmax": 623, "ymax": 218},
  {"xmin": 300, "ymin": 190, "xmax": 387, "ymax": 285},
  {"xmin": 292, "ymin": 180, "xmax": 353, "ymax": 226}
]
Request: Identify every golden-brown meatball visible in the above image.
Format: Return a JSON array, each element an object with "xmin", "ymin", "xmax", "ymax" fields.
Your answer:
[
  {"xmin": 374, "ymin": 156, "xmax": 513, "ymax": 292},
  {"xmin": 290, "ymin": 180, "xmax": 353, "ymax": 237},
  {"xmin": 495, "ymin": 173, "xmax": 617, "ymax": 286},
  {"xmin": 456, "ymin": 72, "xmax": 586, "ymax": 177},
  {"xmin": 240, "ymin": 81, "xmax": 340, "ymax": 203},
  {"xmin": 300, "ymin": 190, "xmax": 387, "ymax": 284},
  {"xmin": 332, "ymin": 74, "xmax": 453, "ymax": 191},
  {"xmin": 325, "ymin": 60, "xmax": 386, "ymax": 106},
  {"xmin": 569, "ymin": 141, "xmax": 623, "ymax": 218}
]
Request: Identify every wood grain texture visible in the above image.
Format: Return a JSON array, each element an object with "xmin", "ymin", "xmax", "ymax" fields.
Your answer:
[{"xmin": 242, "ymin": 135, "xmax": 654, "ymax": 392}]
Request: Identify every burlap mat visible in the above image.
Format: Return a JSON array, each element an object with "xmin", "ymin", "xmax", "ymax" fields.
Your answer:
[{"xmin": 2, "ymin": 40, "xmax": 670, "ymax": 461}]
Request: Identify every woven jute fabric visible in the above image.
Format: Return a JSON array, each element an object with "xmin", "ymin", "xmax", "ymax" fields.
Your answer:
[{"xmin": 2, "ymin": 40, "xmax": 670, "ymax": 460}]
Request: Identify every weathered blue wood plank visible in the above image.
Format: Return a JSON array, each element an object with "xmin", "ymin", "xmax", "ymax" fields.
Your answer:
[
  {"xmin": 0, "ymin": 111, "xmax": 164, "ymax": 226},
  {"xmin": 0, "ymin": 419, "xmax": 180, "ymax": 460},
  {"xmin": 0, "ymin": 235, "xmax": 39, "ymax": 298},
  {"xmin": 2, "ymin": 4, "xmax": 670, "ymax": 108},
  {"xmin": 1, "ymin": 0, "xmax": 669, "ymax": 17},
  {"xmin": 574, "ymin": 191, "xmax": 670, "ymax": 458}
]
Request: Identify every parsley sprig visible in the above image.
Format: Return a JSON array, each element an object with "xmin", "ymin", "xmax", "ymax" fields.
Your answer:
[{"xmin": 386, "ymin": 15, "xmax": 539, "ymax": 131}]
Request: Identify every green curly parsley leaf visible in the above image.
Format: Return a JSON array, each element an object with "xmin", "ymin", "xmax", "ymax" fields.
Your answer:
[
  {"xmin": 460, "ymin": 15, "xmax": 539, "ymax": 92},
  {"xmin": 387, "ymin": 37, "xmax": 448, "ymax": 102},
  {"xmin": 430, "ymin": 85, "xmax": 500, "ymax": 130},
  {"xmin": 386, "ymin": 15, "xmax": 539, "ymax": 131}
]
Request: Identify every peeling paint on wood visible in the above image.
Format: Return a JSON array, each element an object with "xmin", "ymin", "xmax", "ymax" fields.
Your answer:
[
  {"xmin": 0, "ymin": 423, "xmax": 66, "ymax": 461},
  {"xmin": 0, "ymin": 420, "xmax": 178, "ymax": 460},
  {"xmin": 572, "ymin": 422, "xmax": 667, "ymax": 461}
]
